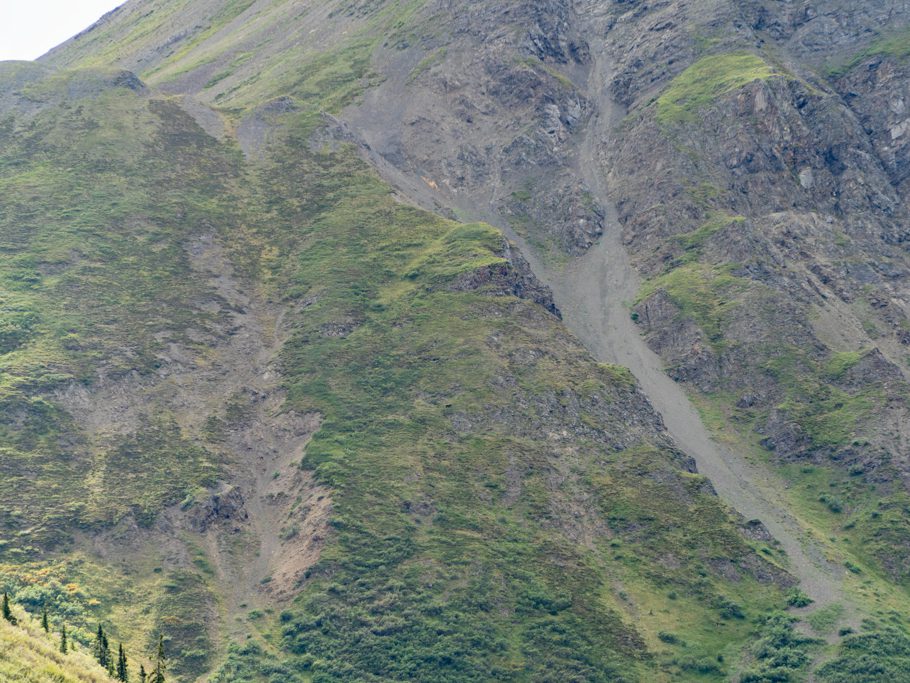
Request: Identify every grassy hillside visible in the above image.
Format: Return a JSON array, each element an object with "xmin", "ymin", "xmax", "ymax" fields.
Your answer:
[
  {"xmin": 0, "ymin": 38, "xmax": 803, "ymax": 683},
  {"xmin": 0, "ymin": 606, "xmax": 117, "ymax": 683},
  {"xmin": 615, "ymin": 31, "xmax": 910, "ymax": 683},
  {"xmin": 9, "ymin": 0, "xmax": 910, "ymax": 680},
  {"xmin": 215, "ymin": 114, "xmax": 796, "ymax": 682},
  {"xmin": 42, "ymin": 0, "xmax": 427, "ymax": 111}
]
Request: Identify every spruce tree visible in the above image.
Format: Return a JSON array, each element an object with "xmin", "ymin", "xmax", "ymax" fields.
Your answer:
[
  {"xmin": 117, "ymin": 643, "xmax": 129, "ymax": 681},
  {"xmin": 149, "ymin": 634, "xmax": 166, "ymax": 683},
  {"xmin": 41, "ymin": 606, "xmax": 49, "ymax": 633},
  {"xmin": 2, "ymin": 592, "xmax": 16, "ymax": 624},
  {"xmin": 94, "ymin": 624, "xmax": 112, "ymax": 668},
  {"xmin": 60, "ymin": 625, "xmax": 68, "ymax": 654},
  {"xmin": 94, "ymin": 624, "xmax": 104, "ymax": 662},
  {"xmin": 138, "ymin": 664, "xmax": 147, "ymax": 683},
  {"xmin": 101, "ymin": 636, "xmax": 114, "ymax": 678}
]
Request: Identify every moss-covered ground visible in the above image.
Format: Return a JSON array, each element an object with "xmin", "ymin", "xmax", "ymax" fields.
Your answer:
[{"xmin": 655, "ymin": 52, "xmax": 777, "ymax": 125}]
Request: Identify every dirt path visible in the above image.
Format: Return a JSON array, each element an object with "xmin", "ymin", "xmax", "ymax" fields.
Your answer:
[{"xmin": 500, "ymin": 46, "xmax": 852, "ymax": 629}]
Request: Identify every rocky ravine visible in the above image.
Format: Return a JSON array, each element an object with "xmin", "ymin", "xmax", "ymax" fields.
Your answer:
[
  {"xmin": 519, "ymin": 41, "xmax": 852, "ymax": 627},
  {"xmin": 332, "ymin": 0, "xmax": 902, "ymax": 642}
]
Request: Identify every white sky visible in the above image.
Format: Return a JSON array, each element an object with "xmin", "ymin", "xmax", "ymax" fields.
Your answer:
[{"xmin": 0, "ymin": 1, "xmax": 125, "ymax": 61}]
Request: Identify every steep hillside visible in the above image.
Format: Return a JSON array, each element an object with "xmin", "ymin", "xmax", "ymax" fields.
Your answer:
[
  {"xmin": 0, "ymin": 605, "xmax": 117, "ymax": 683},
  {"xmin": 2, "ymin": 8, "xmax": 795, "ymax": 683},
  {"xmin": 0, "ymin": 0, "xmax": 904, "ymax": 681}
]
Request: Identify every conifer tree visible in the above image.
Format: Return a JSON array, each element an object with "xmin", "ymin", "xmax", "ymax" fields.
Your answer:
[
  {"xmin": 94, "ymin": 624, "xmax": 112, "ymax": 668},
  {"xmin": 2, "ymin": 592, "xmax": 16, "ymax": 624},
  {"xmin": 117, "ymin": 643, "xmax": 129, "ymax": 682},
  {"xmin": 149, "ymin": 634, "xmax": 166, "ymax": 683},
  {"xmin": 139, "ymin": 664, "xmax": 147, "ymax": 683},
  {"xmin": 94, "ymin": 624, "xmax": 104, "ymax": 662},
  {"xmin": 41, "ymin": 606, "xmax": 49, "ymax": 633},
  {"xmin": 60, "ymin": 625, "xmax": 68, "ymax": 654}
]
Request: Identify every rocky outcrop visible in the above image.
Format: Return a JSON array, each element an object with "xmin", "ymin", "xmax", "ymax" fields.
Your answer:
[
  {"xmin": 342, "ymin": 2, "xmax": 605, "ymax": 256},
  {"xmin": 836, "ymin": 53, "xmax": 910, "ymax": 196},
  {"xmin": 449, "ymin": 239, "xmax": 561, "ymax": 317},
  {"xmin": 187, "ymin": 485, "xmax": 248, "ymax": 533}
]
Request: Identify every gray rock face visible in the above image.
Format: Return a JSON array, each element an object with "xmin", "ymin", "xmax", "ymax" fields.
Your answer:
[
  {"xmin": 600, "ymin": 5, "xmax": 910, "ymax": 483},
  {"xmin": 342, "ymin": 1, "xmax": 605, "ymax": 256},
  {"xmin": 837, "ymin": 53, "xmax": 910, "ymax": 195},
  {"xmin": 188, "ymin": 485, "xmax": 249, "ymax": 533},
  {"xmin": 448, "ymin": 238, "xmax": 562, "ymax": 317}
]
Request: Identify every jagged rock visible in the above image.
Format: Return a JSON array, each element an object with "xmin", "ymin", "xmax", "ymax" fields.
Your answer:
[
  {"xmin": 188, "ymin": 485, "xmax": 249, "ymax": 533},
  {"xmin": 448, "ymin": 239, "xmax": 561, "ymax": 317}
]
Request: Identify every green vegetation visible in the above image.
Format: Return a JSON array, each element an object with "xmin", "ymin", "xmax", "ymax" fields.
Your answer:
[
  {"xmin": 152, "ymin": 571, "xmax": 212, "ymax": 679},
  {"xmin": 0, "ymin": 81, "xmax": 238, "ymax": 549},
  {"xmin": 0, "ymin": 7, "xmax": 828, "ymax": 679},
  {"xmin": 0, "ymin": 71, "xmax": 238, "ymax": 677},
  {"xmin": 0, "ymin": 592, "xmax": 153, "ymax": 682},
  {"xmin": 739, "ymin": 614, "xmax": 818, "ymax": 682},
  {"xmin": 819, "ymin": 627, "xmax": 910, "ymax": 681},
  {"xmin": 2, "ymin": 593, "xmax": 16, "ymax": 625},
  {"xmin": 637, "ymin": 262, "xmax": 749, "ymax": 344},
  {"xmin": 520, "ymin": 56, "xmax": 576, "ymax": 90},
  {"xmin": 825, "ymin": 350, "xmax": 868, "ymax": 380},
  {"xmin": 183, "ymin": 111, "xmax": 789, "ymax": 679},
  {"xmin": 634, "ymin": 179, "xmax": 910, "ymax": 658},
  {"xmin": 808, "ymin": 604, "xmax": 845, "ymax": 636},
  {"xmin": 0, "ymin": 610, "xmax": 110, "ymax": 682},
  {"xmin": 766, "ymin": 349, "xmax": 877, "ymax": 450},
  {"xmin": 688, "ymin": 388, "xmax": 910, "ymax": 666},
  {"xmin": 116, "ymin": 643, "xmax": 128, "ymax": 681},
  {"xmin": 827, "ymin": 29, "xmax": 910, "ymax": 77},
  {"xmin": 656, "ymin": 52, "xmax": 776, "ymax": 124},
  {"xmin": 674, "ymin": 213, "xmax": 745, "ymax": 254},
  {"xmin": 0, "ymin": 59, "xmax": 798, "ymax": 680},
  {"xmin": 407, "ymin": 47, "xmax": 448, "ymax": 83},
  {"xmin": 786, "ymin": 589, "xmax": 814, "ymax": 608}
]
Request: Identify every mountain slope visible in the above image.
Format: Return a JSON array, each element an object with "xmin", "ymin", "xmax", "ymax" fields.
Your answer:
[
  {"xmin": 2, "ymin": 11, "xmax": 797, "ymax": 683},
  {"xmin": 1, "ymin": 0, "xmax": 908, "ymax": 681},
  {"xmin": 0, "ymin": 607, "xmax": 115, "ymax": 683}
]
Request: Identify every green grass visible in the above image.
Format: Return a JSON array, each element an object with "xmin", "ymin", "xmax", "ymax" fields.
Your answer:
[
  {"xmin": 0, "ymin": 557, "xmax": 174, "ymax": 680},
  {"xmin": 809, "ymin": 604, "xmax": 845, "ymax": 635},
  {"xmin": 656, "ymin": 52, "xmax": 777, "ymax": 124},
  {"xmin": 171, "ymin": 0, "xmax": 428, "ymax": 113},
  {"xmin": 818, "ymin": 627, "xmax": 910, "ymax": 681},
  {"xmin": 827, "ymin": 29, "xmax": 910, "ymax": 77},
  {"xmin": 0, "ymin": 63, "xmax": 796, "ymax": 680},
  {"xmin": 825, "ymin": 349, "xmax": 869, "ymax": 380},
  {"xmin": 693, "ymin": 387, "xmax": 910, "ymax": 615},
  {"xmin": 0, "ymin": 83, "xmax": 240, "ymax": 549},
  {"xmin": 739, "ymin": 614, "xmax": 820, "ymax": 682},
  {"xmin": 635, "ymin": 201, "xmax": 910, "ymax": 657},
  {"xmin": 765, "ymin": 349, "xmax": 877, "ymax": 449},
  {"xmin": 519, "ymin": 56, "xmax": 576, "ymax": 90},
  {"xmin": 637, "ymin": 262, "xmax": 749, "ymax": 344},
  {"xmin": 0, "ymin": 606, "xmax": 115, "ymax": 682},
  {"xmin": 185, "ymin": 113, "xmax": 793, "ymax": 680},
  {"xmin": 407, "ymin": 47, "xmax": 447, "ymax": 84},
  {"xmin": 674, "ymin": 213, "xmax": 746, "ymax": 253}
]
